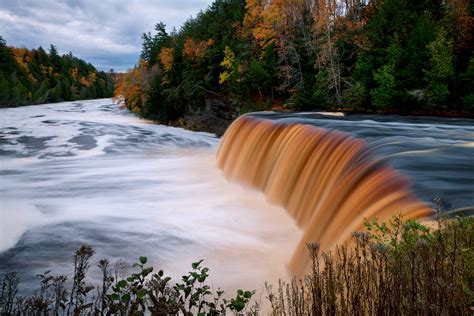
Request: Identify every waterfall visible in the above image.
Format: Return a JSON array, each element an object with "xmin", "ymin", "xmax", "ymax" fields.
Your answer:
[{"xmin": 217, "ymin": 115, "xmax": 433, "ymax": 275}]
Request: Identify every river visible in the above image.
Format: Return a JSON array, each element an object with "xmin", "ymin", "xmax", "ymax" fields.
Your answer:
[{"xmin": 0, "ymin": 99, "xmax": 473, "ymax": 293}]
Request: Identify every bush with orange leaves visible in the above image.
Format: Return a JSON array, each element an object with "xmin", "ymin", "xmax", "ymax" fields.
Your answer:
[
  {"xmin": 114, "ymin": 60, "xmax": 159, "ymax": 114},
  {"xmin": 182, "ymin": 38, "xmax": 214, "ymax": 63}
]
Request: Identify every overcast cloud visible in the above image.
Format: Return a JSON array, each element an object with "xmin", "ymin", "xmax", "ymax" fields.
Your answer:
[{"xmin": 0, "ymin": 0, "xmax": 213, "ymax": 71}]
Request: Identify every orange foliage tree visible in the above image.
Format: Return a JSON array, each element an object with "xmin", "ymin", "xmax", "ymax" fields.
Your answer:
[
  {"xmin": 182, "ymin": 38, "xmax": 214, "ymax": 63},
  {"xmin": 114, "ymin": 60, "xmax": 159, "ymax": 113}
]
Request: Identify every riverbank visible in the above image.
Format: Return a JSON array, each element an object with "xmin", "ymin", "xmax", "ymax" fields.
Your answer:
[{"xmin": 172, "ymin": 114, "xmax": 232, "ymax": 137}]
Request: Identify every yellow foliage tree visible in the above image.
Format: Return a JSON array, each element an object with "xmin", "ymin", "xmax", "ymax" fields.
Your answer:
[
  {"xmin": 219, "ymin": 46, "xmax": 236, "ymax": 85},
  {"xmin": 70, "ymin": 68, "xmax": 78, "ymax": 80},
  {"xmin": 159, "ymin": 47, "xmax": 174, "ymax": 72}
]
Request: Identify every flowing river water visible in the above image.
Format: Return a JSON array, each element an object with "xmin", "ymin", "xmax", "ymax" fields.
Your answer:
[{"xmin": 0, "ymin": 99, "xmax": 473, "ymax": 293}]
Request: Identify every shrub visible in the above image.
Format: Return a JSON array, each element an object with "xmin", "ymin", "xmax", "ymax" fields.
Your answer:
[
  {"xmin": 267, "ymin": 215, "xmax": 474, "ymax": 315},
  {"xmin": 0, "ymin": 250, "xmax": 256, "ymax": 315},
  {"xmin": 1, "ymin": 215, "xmax": 472, "ymax": 315}
]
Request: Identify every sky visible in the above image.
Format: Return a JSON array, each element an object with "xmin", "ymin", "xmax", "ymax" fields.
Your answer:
[{"xmin": 0, "ymin": 0, "xmax": 213, "ymax": 72}]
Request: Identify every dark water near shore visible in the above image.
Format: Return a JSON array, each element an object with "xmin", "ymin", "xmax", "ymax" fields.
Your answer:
[{"xmin": 0, "ymin": 99, "xmax": 473, "ymax": 293}]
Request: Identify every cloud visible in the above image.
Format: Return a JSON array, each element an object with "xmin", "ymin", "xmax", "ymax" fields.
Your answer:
[{"xmin": 0, "ymin": 0, "xmax": 213, "ymax": 71}]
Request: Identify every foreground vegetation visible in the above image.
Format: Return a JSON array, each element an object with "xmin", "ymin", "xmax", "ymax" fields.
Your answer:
[
  {"xmin": 0, "ymin": 248, "xmax": 257, "ymax": 316},
  {"xmin": 116, "ymin": 0, "xmax": 474, "ymax": 126},
  {"xmin": 0, "ymin": 36, "xmax": 114, "ymax": 107},
  {"xmin": 1, "ymin": 214, "xmax": 472, "ymax": 315},
  {"xmin": 270, "ymin": 214, "xmax": 474, "ymax": 315}
]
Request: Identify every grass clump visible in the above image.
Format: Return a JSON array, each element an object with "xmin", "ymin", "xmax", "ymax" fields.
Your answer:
[
  {"xmin": 0, "ymin": 248, "xmax": 257, "ymax": 315},
  {"xmin": 267, "ymin": 215, "xmax": 474, "ymax": 315},
  {"xmin": 1, "ymin": 215, "xmax": 472, "ymax": 315}
]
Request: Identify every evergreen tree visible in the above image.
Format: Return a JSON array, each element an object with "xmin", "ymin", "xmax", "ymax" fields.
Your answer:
[
  {"xmin": 0, "ymin": 72, "xmax": 10, "ymax": 106},
  {"xmin": 460, "ymin": 56, "xmax": 474, "ymax": 112}
]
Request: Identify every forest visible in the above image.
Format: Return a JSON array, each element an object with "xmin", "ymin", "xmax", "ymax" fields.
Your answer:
[
  {"xmin": 116, "ymin": 0, "xmax": 474, "ymax": 125},
  {"xmin": 0, "ymin": 36, "xmax": 114, "ymax": 107}
]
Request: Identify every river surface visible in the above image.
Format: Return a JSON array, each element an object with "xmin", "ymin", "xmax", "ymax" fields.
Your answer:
[{"xmin": 0, "ymin": 99, "xmax": 473, "ymax": 294}]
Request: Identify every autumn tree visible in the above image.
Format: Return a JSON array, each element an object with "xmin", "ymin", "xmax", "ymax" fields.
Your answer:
[
  {"xmin": 115, "ymin": 0, "xmax": 474, "ymax": 120},
  {"xmin": 0, "ymin": 37, "xmax": 113, "ymax": 107},
  {"xmin": 141, "ymin": 22, "xmax": 170, "ymax": 65}
]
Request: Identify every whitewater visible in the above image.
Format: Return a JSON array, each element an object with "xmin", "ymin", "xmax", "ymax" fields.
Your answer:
[
  {"xmin": 1, "ymin": 98, "xmax": 473, "ymax": 293},
  {"xmin": 0, "ymin": 99, "xmax": 299, "ymax": 293}
]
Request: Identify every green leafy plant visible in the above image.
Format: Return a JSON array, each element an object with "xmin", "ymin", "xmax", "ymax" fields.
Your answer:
[{"xmin": 1, "ymin": 215, "xmax": 472, "ymax": 315}]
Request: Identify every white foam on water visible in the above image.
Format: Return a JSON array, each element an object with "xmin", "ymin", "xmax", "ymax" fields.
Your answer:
[
  {"xmin": 0, "ymin": 99, "xmax": 301, "ymax": 292},
  {"xmin": 0, "ymin": 202, "xmax": 46, "ymax": 252},
  {"xmin": 314, "ymin": 111, "xmax": 345, "ymax": 117},
  {"xmin": 1, "ymin": 99, "xmax": 473, "ymax": 295}
]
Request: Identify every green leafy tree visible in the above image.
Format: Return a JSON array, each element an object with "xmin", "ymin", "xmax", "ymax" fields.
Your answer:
[
  {"xmin": 423, "ymin": 29, "xmax": 454, "ymax": 109},
  {"xmin": 371, "ymin": 40, "xmax": 402, "ymax": 109}
]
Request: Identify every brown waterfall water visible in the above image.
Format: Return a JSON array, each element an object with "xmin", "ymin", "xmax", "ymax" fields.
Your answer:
[{"xmin": 217, "ymin": 115, "xmax": 434, "ymax": 276}]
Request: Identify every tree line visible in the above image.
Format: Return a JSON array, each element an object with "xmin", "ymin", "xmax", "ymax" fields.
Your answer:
[
  {"xmin": 116, "ymin": 0, "xmax": 474, "ymax": 124},
  {"xmin": 0, "ymin": 36, "xmax": 114, "ymax": 107}
]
